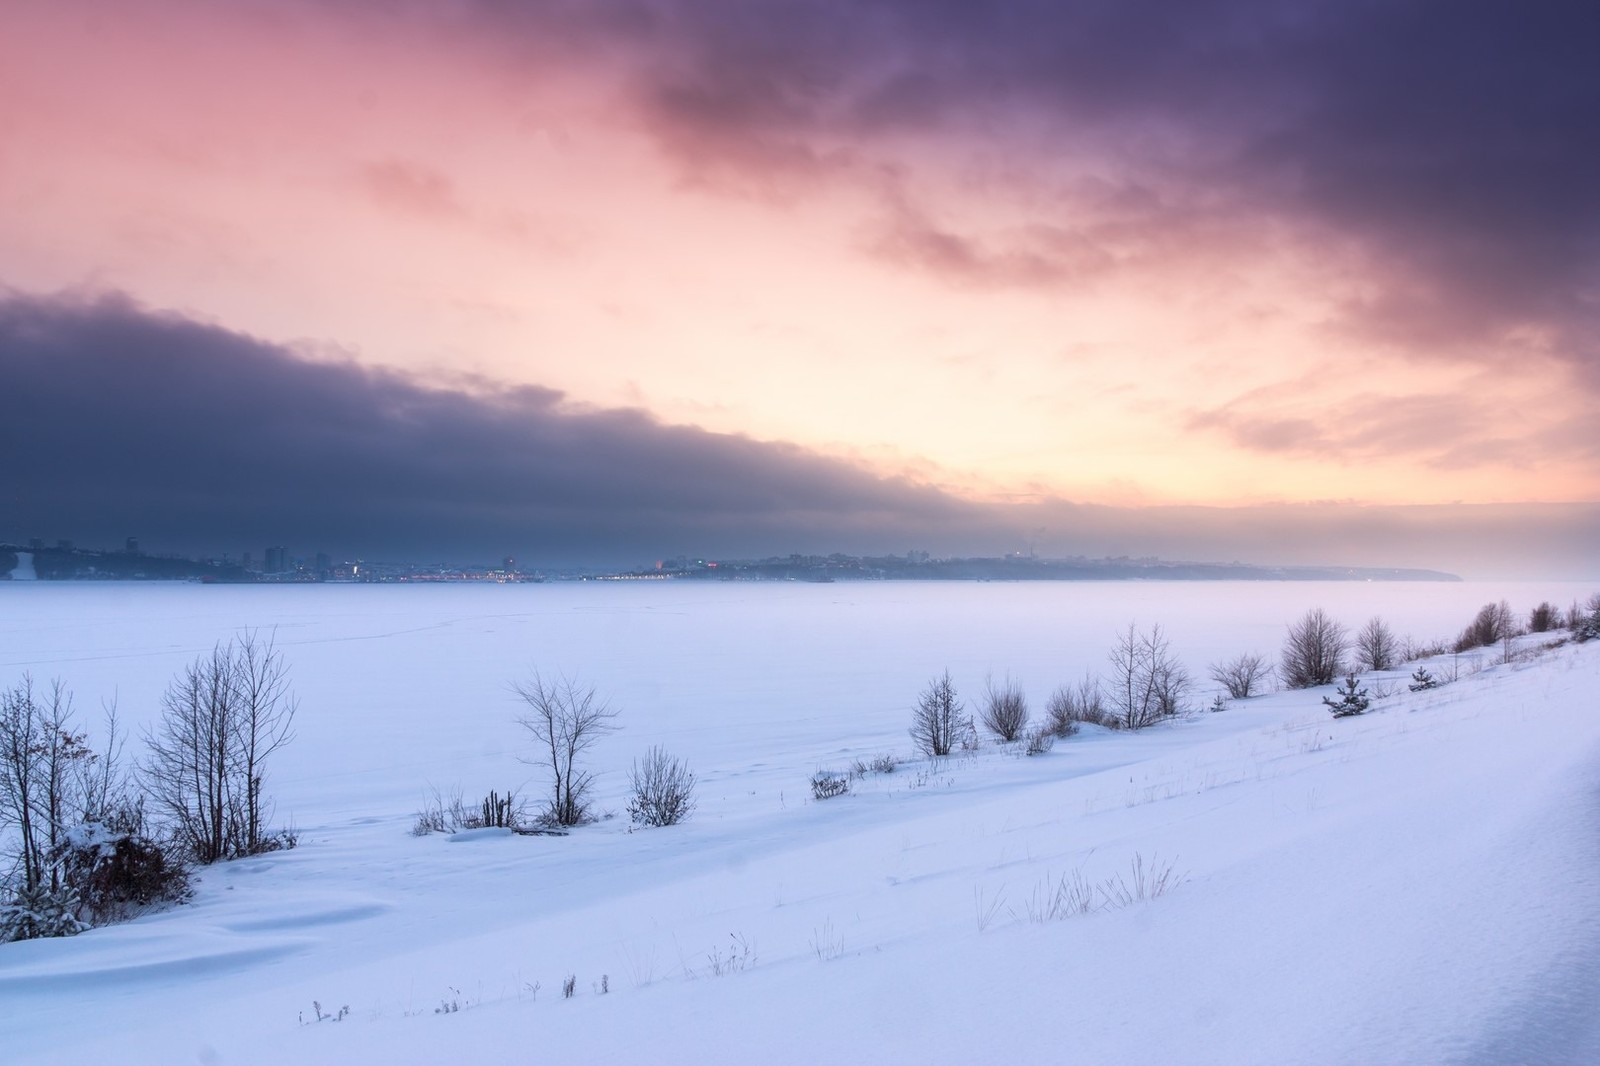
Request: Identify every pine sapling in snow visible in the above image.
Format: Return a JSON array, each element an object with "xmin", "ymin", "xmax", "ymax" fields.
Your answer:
[
  {"xmin": 1409, "ymin": 668, "xmax": 1440, "ymax": 692},
  {"xmin": 1323, "ymin": 674, "xmax": 1370, "ymax": 718}
]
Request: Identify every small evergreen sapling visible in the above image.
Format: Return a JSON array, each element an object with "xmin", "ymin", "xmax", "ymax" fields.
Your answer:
[
  {"xmin": 1408, "ymin": 668, "xmax": 1439, "ymax": 692},
  {"xmin": 1323, "ymin": 674, "xmax": 1370, "ymax": 718}
]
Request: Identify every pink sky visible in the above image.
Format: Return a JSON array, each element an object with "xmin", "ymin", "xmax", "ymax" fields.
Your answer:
[{"xmin": 3, "ymin": 1, "xmax": 1596, "ymax": 571}]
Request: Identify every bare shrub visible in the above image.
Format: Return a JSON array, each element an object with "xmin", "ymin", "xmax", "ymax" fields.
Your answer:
[
  {"xmin": 1401, "ymin": 635, "xmax": 1450, "ymax": 662},
  {"xmin": 1208, "ymin": 652, "xmax": 1273, "ymax": 699},
  {"xmin": 142, "ymin": 632, "xmax": 297, "ymax": 864},
  {"xmin": 850, "ymin": 753, "xmax": 898, "ymax": 778},
  {"xmin": 909, "ymin": 671, "xmax": 970, "ymax": 757},
  {"xmin": 1282, "ymin": 608, "xmax": 1347, "ymax": 688},
  {"xmin": 412, "ymin": 785, "xmax": 461, "ymax": 836},
  {"xmin": 979, "ymin": 676, "xmax": 1029, "ymax": 742},
  {"xmin": 1046, "ymin": 674, "xmax": 1109, "ymax": 734},
  {"xmin": 1354, "ymin": 617, "xmax": 1400, "ymax": 672},
  {"xmin": 1023, "ymin": 726, "xmax": 1055, "ymax": 756},
  {"xmin": 627, "ymin": 746, "xmax": 697, "ymax": 827},
  {"xmin": 473, "ymin": 789, "xmax": 523, "ymax": 829},
  {"xmin": 1528, "ymin": 602, "xmax": 1561, "ymax": 633},
  {"xmin": 412, "ymin": 788, "xmax": 520, "ymax": 834},
  {"xmin": 810, "ymin": 770, "xmax": 850, "ymax": 800},
  {"xmin": 514, "ymin": 674, "xmax": 619, "ymax": 828},
  {"xmin": 1107, "ymin": 624, "xmax": 1191, "ymax": 729},
  {"xmin": 1455, "ymin": 600, "xmax": 1515, "ymax": 652}
]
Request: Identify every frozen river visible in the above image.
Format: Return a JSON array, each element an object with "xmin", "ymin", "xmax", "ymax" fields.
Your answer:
[{"xmin": 0, "ymin": 578, "xmax": 1588, "ymax": 820}]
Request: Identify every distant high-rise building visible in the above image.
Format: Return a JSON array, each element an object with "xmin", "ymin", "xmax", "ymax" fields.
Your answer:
[
  {"xmin": 241, "ymin": 551, "xmax": 254, "ymax": 571},
  {"xmin": 315, "ymin": 552, "xmax": 331, "ymax": 575},
  {"xmin": 502, "ymin": 555, "xmax": 516, "ymax": 573},
  {"xmin": 265, "ymin": 546, "xmax": 286, "ymax": 574}
]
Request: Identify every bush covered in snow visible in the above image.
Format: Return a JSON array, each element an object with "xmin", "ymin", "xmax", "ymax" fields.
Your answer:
[
  {"xmin": 0, "ymin": 883, "xmax": 85, "ymax": 942},
  {"xmin": 1572, "ymin": 595, "xmax": 1600, "ymax": 642},
  {"xmin": 810, "ymin": 770, "xmax": 850, "ymax": 800}
]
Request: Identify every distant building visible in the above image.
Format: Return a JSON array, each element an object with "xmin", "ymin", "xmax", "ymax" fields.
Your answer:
[
  {"xmin": 264, "ymin": 546, "xmax": 287, "ymax": 574},
  {"xmin": 125, "ymin": 537, "xmax": 140, "ymax": 554},
  {"xmin": 502, "ymin": 555, "xmax": 516, "ymax": 573}
]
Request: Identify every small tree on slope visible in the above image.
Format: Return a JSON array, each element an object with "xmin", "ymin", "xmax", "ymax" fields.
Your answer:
[
  {"xmin": 910, "ymin": 671, "xmax": 969, "ymax": 757},
  {"xmin": 1323, "ymin": 674, "xmax": 1370, "ymax": 718}
]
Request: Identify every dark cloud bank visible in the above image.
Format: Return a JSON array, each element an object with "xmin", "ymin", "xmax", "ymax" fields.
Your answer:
[{"xmin": 2, "ymin": 291, "xmax": 1593, "ymax": 577}]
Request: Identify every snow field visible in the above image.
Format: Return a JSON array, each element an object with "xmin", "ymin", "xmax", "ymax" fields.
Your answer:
[{"xmin": 1, "ymin": 581, "xmax": 1596, "ymax": 1063}]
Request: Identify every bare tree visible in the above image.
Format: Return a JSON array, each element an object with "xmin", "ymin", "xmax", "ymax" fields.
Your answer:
[
  {"xmin": 1046, "ymin": 673, "xmax": 1108, "ymax": 733},
  {"xmin": 0, "ymin": 677, "xmax": 163, "ymax": 941},
  {"xmin": 142, "ymin": 636, "xmax": 297, "ymax": 863},
  {"xmin": 1207, "ymin": 653, "xmax": 1273, "ymax": 699},
  {"xmin": 1455, "ymin": 600, "xmax": 1515, "ymax": 652},
  {"xmin": 143, "ymin": 646, "xmax": 237, "ymax": 864},
  {"xmin": 979, "ymin": 675, "xmax": 1029, "ymax": 742},
  {"xmin": 514, "ymin": 674, "xmax": 619, "ymax": 827},
  {"xmin": 627, "ymin": 746, "xmax": 697, "ymax": 828},
  {"xmin": 1107, "ymin": 624, "xmax": 1190, "ymax": 729},
  {"xmin": 1354, "ymin": 617, "xmax": 1400, "ymax": 672},
  {"xmin": 909, "ymin": 671, "xmax": 969, "ymax": 757},
  {"xmin": 230, "ymin": 631, "xmax": 297, "ymax": 855},
  {"xmin": 1528, "ymin": 602, "xmax": 1561, "ymax": 634},
  {"xmin": 0, "ymin": 677, "xmax": 98, "ymax": 898},
  {"xmin": 1281, "ymin": 609, "xmax": 1347, "ymax": 688}
]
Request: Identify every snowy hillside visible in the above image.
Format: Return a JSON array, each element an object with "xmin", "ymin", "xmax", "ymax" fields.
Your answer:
[{"xmin": 2, "ymin": 583, "xmax": 1598, "ymax": 1064}]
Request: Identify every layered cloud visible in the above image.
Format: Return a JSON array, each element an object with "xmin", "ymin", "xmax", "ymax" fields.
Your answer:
[
  {"xmin": 3, "ymin": 291, "xmax": 1593, "ymax": 576},
  {"xmin": 1, "ymin": 2, "xmax": 1595, "ymax": 573},
  {"xmin": 0, "ymin": 291, "xmax": 995, "ymax": 562}
]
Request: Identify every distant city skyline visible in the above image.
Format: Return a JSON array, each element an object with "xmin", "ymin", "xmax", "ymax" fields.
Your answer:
[{"xmin": 2, "ymin": 3, "xmax": 1596, "ymax": 580}]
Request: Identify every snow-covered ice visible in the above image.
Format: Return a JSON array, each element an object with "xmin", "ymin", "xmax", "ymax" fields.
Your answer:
[{"xmin": 1, "ymin": 580, "xmax": 1596, "ymax": 1064}]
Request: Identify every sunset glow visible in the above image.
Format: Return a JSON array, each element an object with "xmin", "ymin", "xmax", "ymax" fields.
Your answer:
[{"xmin": 3, "ymin": 1, "xmax": 1596, "ymax": 573}]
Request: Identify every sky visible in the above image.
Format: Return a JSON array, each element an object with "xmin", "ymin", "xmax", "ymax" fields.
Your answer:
[{"xmin": 1, "ymin": 0, "xmax": 1596, "ymax": 575}]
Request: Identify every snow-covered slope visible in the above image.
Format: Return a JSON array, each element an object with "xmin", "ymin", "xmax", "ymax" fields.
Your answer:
[{"xmin": 2, "ymin": 584, "xmax": 1597, "ymax": 1064}]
